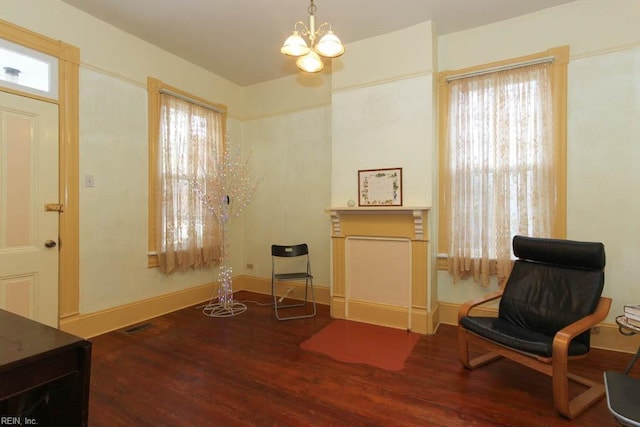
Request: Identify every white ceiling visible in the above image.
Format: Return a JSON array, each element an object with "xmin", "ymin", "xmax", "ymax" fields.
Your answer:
[{"xmin": 61, "ymin": 0, "xmax": 577, "ymax": 86}]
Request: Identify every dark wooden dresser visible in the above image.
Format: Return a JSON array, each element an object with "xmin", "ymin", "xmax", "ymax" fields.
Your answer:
[{"xmin": 0, "ymin": 309, "xmax": 91, "ymax": 426}]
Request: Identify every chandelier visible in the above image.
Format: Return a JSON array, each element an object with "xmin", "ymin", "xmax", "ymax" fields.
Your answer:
[{"xmin": 280, "ymin": 0, "xmax": 345, "ymax": 73}]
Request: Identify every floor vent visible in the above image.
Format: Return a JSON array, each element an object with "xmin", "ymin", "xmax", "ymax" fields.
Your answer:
[{"xmin": 121, "ymin": 322, "xmax": 153, "ymax": 335}]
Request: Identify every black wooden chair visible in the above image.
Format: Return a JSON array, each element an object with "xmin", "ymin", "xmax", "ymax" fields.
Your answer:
[{"xmin": 458, "ymin": 235, "xmax": 611, "ymax": 419}]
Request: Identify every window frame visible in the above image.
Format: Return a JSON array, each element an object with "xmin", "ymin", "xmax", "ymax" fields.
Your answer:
[
  {"xmin": 0, "ymin": 38, "xmax": 59, "ymax": 100},
  {"xmin": 436, "ymin": 46, "xmax": 569, "ymax": 270},
  {"xmin": 147, "ymin": 77, "xmax": 227, "ymax": 268}
]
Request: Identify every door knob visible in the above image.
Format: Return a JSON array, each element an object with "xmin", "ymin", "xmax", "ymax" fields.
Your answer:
[{"xmin": 44, "ymin": 240, "xmax": 57, "ymax": 248}]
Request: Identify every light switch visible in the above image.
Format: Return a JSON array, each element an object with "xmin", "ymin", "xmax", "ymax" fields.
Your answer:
[{"xmin": 84, "ymin": 174, "xmax": 95, "ymax": 188}]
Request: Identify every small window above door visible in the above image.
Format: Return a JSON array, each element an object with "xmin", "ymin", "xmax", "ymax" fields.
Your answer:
[{"xmin": 0, "ymin": 38, "xmax": 58, "ymax": 100}]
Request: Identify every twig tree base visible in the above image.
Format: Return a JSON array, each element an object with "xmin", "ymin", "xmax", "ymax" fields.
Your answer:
[{"xmin": 202, "ymin": 300, "xmax": 247, "ymax": 318}]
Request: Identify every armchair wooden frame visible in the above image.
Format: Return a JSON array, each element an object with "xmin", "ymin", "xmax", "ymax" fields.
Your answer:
[{"xmin": 458, "ymin": 291, "xmax": 612, "ymax": 419}]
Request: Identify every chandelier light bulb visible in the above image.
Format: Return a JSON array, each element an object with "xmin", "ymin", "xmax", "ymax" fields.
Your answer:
[{"xmin": 296, "ymin": 51, "xmax": 324, "ymax": 73}]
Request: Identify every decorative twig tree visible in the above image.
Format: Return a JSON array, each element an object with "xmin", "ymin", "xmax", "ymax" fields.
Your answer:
[{"xmin": 193, "ymin": 141, "xmax": 260, "ymax": 317}]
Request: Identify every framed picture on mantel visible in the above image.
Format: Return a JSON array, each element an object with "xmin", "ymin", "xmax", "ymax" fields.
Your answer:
[{"xmin": 358, "ymin": 168, "xmax": 403, "ymax": 206}]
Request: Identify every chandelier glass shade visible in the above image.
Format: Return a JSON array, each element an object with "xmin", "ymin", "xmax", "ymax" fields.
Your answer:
[
  {"xmin": 281, "ymin": 0, "xmax": 344, "ymax": 73},
  {"xmin": 295, "ymin": 50, "xmax": 323, "ymax": 73}
]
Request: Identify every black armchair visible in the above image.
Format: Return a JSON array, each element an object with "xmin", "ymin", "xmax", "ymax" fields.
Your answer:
[{"xmin": 458, "ymin": 235, "xmax": 611, "ymax": 419}]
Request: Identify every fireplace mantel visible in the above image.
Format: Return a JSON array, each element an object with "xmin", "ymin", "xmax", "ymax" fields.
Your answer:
[
  {"xmin": 327, "ymin": 207, "xmax": 436, "ymax": 334},
  {"xmin": 328, "ymin": 207, "xmax": 429, "ymax": 240}
]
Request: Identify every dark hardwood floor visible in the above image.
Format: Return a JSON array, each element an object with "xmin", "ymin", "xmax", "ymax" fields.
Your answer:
[{"xmin": 89, "ymin": 291, "xmax": 632, "ymax": 426}]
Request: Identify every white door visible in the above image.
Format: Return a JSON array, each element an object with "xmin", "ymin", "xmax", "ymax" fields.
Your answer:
[{"xmin": 0, "ymin": 91, "xmax": 59, "ymax": 327}]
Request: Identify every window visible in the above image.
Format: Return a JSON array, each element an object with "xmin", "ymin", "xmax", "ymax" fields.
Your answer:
[
  {"xmin": 147, "ymin": 77, "xmax": 227, "ymax": 273},
  {"xmin": 437, "ymin": 46, "xmax": 568, "ymax": 285},
  {"xmin": 0, "ymin": 38, "xmax": 58, "ymax": 100}
]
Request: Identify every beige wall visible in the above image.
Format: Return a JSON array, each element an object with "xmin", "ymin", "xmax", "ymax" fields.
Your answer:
[
  {"xmin": 438, "ymin": 0, "xmax": 640, "ymax": 72},
  {"xmin": 242, "ymin": 72, "xmax": 331, "ymax": 120},
  {"xmin": 331, "ymin": 22, "xmax": 436, "ymax": 209},
  {"xmin": 332, "ymin": 22, "xmax": 435, "ymax": 92},
  {"xmin": 567, "ymin": 47, "xmax": 640, "ymax": 320},
  {"xmin": 239, "ymin": 73, "xmax": 332, "ymax": 289},
  {"xmin": 240, "ymin": 74, "xmax": 332, "ymax": 287}
]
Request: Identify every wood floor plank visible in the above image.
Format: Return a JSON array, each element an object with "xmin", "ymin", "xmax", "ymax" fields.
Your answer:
[{"xmin": 89, "ymin": 291, "xmax": 632, "ymax": 426}]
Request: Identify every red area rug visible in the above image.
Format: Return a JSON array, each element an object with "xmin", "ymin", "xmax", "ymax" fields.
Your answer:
[{"xmin": 300, "ymin": 319, "xmax": 420, "ymax": 371}]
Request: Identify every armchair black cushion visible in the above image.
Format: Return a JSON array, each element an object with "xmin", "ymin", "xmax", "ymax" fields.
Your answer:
[
  {"xmin": 457, "ymin": 235, "xmax": 611, "ymax": 419},
  {"xmin": 460, "ymin": 235, "xmax": 605, "ymax": 358}
]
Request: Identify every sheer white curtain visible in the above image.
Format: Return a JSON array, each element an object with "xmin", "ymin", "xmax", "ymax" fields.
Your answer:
[
  {"xmin": 445, "ymin": 63, "xmax": 556, "ymax": 285},
  {"xmin": 156, "ymin": 93, "xmax": 222, "ymax": 274}
]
